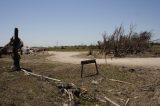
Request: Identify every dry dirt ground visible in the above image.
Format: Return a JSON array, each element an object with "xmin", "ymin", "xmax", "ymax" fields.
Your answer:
[
  {"xmin": 1, "ymin": 52, "xmax": 160, "ymax": 106},
  {"xmin": 47, "ymin": 51, "xmax": 160, "ymax": 68}
]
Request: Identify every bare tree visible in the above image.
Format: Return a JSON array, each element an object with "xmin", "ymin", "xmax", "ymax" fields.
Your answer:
[{"xmin": 98, "ymin": 25, "xmax": 152, "ymax": 57}]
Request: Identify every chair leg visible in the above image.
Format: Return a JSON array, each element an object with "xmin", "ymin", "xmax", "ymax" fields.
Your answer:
[
  {"xmin": 81, "ymin": 64, "xmax": 83, "ymax": 78},
  {"xmin": 95, "ymin": 62, "xmax": 99, "ymax": 75}
]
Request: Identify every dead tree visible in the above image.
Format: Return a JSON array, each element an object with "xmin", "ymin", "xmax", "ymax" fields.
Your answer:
[{"xmin": 98, "ymin": 25, "xmax": 152, "ymax": 57}]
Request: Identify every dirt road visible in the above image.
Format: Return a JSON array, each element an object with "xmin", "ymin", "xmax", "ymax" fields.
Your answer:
[{"xmin": 47, "ymin": 51, "xmax": 160, "ymax": 68}]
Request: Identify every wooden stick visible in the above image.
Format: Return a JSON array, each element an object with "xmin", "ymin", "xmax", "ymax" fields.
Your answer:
[
  {"xmin": 64, "ymin": 89, "xmax": 74, "ymax": 102},
  {"xmin": 104, "ymin": 96, "xmax": 120, "ymax": 106},
  {"xmin": 109, "ymin": 79, "xmax": 132, "ymax": 85},
  {"xmin": 21, "ymin": 69, "xmax": 61, "ymax": 82},
  {"xmin": 64, "ymin": 89, "xmax": 71, "ymax": 101},
  {"xmin": 125, "ymin": 98, "xmax": 130, "ymax": 106}
]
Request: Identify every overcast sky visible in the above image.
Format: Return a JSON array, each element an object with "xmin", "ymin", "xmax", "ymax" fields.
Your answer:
[{"xmin": 0, "ymin": 0, "xmax": 160, "ymax": 46}]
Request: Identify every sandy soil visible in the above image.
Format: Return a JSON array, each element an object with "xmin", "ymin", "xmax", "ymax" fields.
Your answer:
[{"xmin": 47, "ymin": 51, "xmax": 160, "ymax": 68}]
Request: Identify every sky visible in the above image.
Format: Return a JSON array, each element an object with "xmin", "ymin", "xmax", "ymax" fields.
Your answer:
[{"xmin": 0, "ymin": 0, "xmax": 160, "ymax": 47}]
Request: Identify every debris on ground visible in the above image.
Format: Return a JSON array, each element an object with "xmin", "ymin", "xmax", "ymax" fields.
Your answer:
[
  {"xmin": 91, "ymin": 77, "xmax": 104, "ymax": 85},
  {"xmin": 91, "ymin": 80, "xmax": 99, "ymax": 85},
  {"xmin": 125, "ymin": 98, "xmax": 130, "ymax": 106},
  {"xmin": 21, "ymin": 68, "xmax": 61, "ymax": 82},
  {"xmin": 109, "ymin": 78, "xmax": 132, "ymax": 85},
  {"xmin": 104, "ymin": 96, "xmax": 120, "ymax": 106}
]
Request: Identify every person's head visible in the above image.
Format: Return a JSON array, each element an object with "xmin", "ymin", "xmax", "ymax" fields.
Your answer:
[{"xmin": 14, "ymin": 28, "xmax": 18, "ymax": 38}]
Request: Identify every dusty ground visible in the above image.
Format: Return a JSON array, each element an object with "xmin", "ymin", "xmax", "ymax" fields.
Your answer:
[
  {"xmin": 47, "ymin": 51, "xmax": 160, "ymax": 68},
  {"xmin": 0, "ymin": 52, "xmax": 160, "ymax": 106}
]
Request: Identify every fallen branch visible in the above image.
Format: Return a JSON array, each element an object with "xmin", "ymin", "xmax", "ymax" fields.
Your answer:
[
  {"xmin": 104, "ymin": 96, "xmax": 120, "ymax": 106},
  {"xmin": 109, "ymin": 79, "xmax": 132, "ymax": 85},
  {"xmin": 125, "ymin": 98, "xmax": 130, "ymax": 106},
  {"xmin": 64, "ymin": 89, "xmax": 78, "ymax": 106},
  {"xmin": 64, "ymin": 89, "xmax": 73, "ymax": 101},
  {"xmin": 21, "ymin": 69, "xmax": 61, "ymax": 82},
  {"xmin": 22, "ymin": 69, "xmax": 78, "ymax": 106}
]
